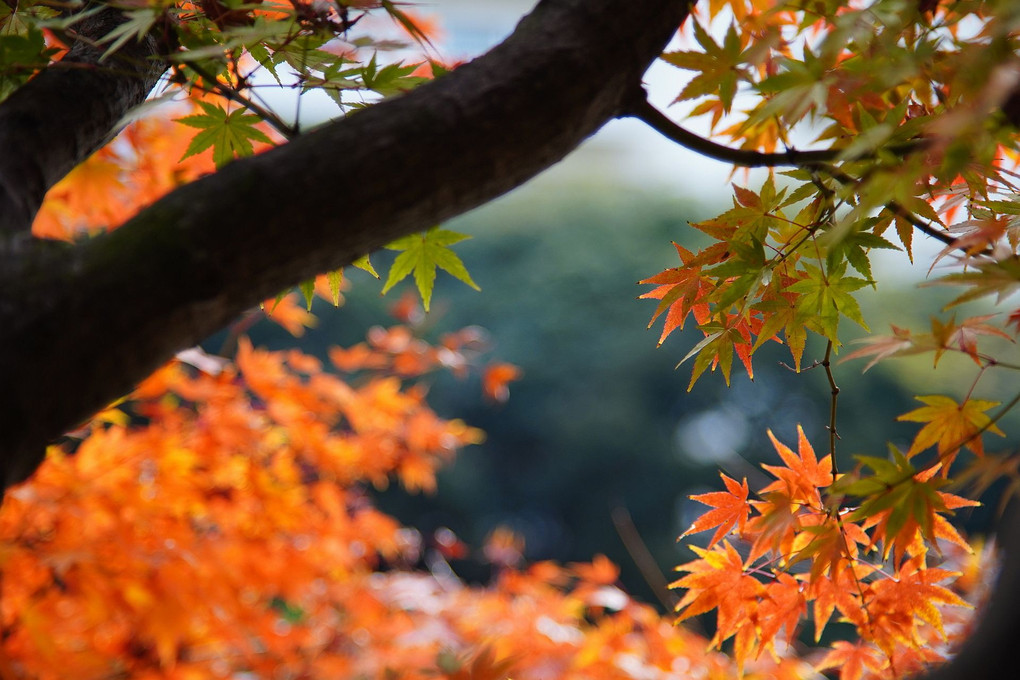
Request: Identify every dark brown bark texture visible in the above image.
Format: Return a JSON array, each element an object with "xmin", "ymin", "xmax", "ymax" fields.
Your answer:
[
  {"xmin": 0, "ymin": 7, "xmax": 166, "ymax": 237},
  {"xmin": 0, "ymin": 3, "xmax": 1019, "ymax": 680}
]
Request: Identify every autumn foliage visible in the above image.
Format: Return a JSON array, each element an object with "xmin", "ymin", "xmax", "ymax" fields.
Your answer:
[
  {"xmin": 4, "ymin": 0, "xmax": 1020, "ymax": 677},
  {"xmin": 0, "ymin": 306, "xmax": 726, "ymax": 679}
]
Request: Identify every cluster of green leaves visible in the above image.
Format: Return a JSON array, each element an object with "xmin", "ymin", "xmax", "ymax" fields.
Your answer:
[
  {"xmin": 641, "ymin": 174, "xmax": 881, "ymax": 388},
  {"xmin": 0, "ymin": 0, "xmax": 434, "ymax": 123}
]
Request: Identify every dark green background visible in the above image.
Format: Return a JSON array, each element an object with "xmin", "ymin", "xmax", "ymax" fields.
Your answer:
[{"xmin": 225, "ymin": 180, "xmax": 1006, "ymax": 608}]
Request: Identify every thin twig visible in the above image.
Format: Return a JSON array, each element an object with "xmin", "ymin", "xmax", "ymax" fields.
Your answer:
[
  {"xmin": 611, "ymin": 505, "xmax": 677, "ymax": 612},
  {"xmin": 818, "ymin": 341, "xmax": 876, "ymax": 633},
  {"xmin": 822, "ymin": 340, "xmax": 840, "ymax": 475}
]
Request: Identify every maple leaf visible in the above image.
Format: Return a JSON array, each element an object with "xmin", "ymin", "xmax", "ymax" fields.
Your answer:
[
  {"xmin": 787, "ymin": 261, "xmax": 870, "ymax": 343},
  {"xmin": 671, "ymin": 541, "xmax": 765, "ymax": 668},
  {"xmin": 662, "ymin": 21, "xmax": 746, "ymax": 111},
  {"xmin": 639, "ymin": 241, "xmax": 720, "ymax": 345},
  {"xmin": 815, "ymin": 641, "xmax": 888, "ymax": 680},
  {"xmin": 177, "ymin": 101, "xmax": 273, "ymax": 168},
  {"xmin": 898, "ymin": 394, "xmax": 1004, "ymax": 460},
  {"xmin": 382, "ymin": 227, "xmax": 479, "ymax": 312},
  {"xmin": 840, "ymin": 324, "xmax": 918, "ymax": 372},
  {"xmin": 930, "ymin": 314, "xmax": 1013, "ymax": 366},
  {"xmin": 867, "ymin": 555, "xmax": 971, "ymax": 654},
  {"xmin": 760, "ymin": 425, "xmax": 832, "ymax": 507},
  {"xmin": 682, "ymin": 473, "xmax": 751, "ymax": 547}
]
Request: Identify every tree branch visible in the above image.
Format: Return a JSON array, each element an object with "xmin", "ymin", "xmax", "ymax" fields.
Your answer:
[
  {"xmin": 628, "ymin": 98, "xmax": 975, "ymax": 253},
  {"xmin": 0, "ymin": 7, "xmax": 167, "ymax": 239},
  {"xmin": 0, "ymin": 0, "xmax": 692, "ymax": 488},
  {"xmin": 626, "ymin": 97, "xmax": 849, "ymax": 167}
]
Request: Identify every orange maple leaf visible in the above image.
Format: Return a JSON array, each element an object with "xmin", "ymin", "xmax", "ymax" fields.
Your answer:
[
  {"xmin": 672, "ymin": 540, "xmax": 765, "ymax": 669},
  {"xmin": 866, "ymin": 555, "xmax": 971, "ymax": 655},
  {"xmin": 682, "ymin": 473, "xmax": 750, "ymax": 546},
  {"xmin": 815, "ymin": 641, "xmax": 888, "ymax": 680},
  {"xmin": 639, "ymin": 242, "xmax": 719, "ymax": 345},
  {"xmin": 760, "ymin": 426, "xmax": 832, "ymax": 507}
]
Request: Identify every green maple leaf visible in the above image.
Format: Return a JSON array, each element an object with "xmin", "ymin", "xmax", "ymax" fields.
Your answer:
[
  {"xmin": 662, "ymin": 21, "xmax": 744, "ymax": 111},
  {"xmin": 787, "ymin": 261, "xmax": 870, "ymax": 342},
  {"xmin": 382, "ymin": 227, "xmax": 479, "ymax": 311},
  {"xmin": 825, "ymin": 224, "xmax": 899, "ymax": 281},
  {"xmin": 177, "ymin": 101, "xmax": 272, "ymax": 168}
]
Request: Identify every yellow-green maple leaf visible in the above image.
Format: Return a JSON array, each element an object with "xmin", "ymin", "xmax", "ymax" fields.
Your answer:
[{"xmin": 898, "ymin": 395, "xmax": 1004, "ymax": 459}]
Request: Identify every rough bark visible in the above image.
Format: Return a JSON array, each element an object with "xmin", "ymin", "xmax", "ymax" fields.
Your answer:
[
  {"xmin": 0, "ymin": 7, "xmax": 166, "ymax": 237},
  {"xmin": 0, "ymin": 0, "xmax": 692, "ymax": 488}
]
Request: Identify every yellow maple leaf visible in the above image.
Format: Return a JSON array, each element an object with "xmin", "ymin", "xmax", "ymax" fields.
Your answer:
[{"xmin": 898, "ymin": 395, "xmax": 1004, "ymax": 462}]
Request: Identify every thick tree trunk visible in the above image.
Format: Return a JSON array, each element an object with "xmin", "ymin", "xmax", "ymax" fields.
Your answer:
[{"xmin": 0, "ymin": 0, "xmax": 691, "ymax": 487}]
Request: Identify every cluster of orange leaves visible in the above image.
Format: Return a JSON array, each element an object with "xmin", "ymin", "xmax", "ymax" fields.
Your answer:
[
  {"xmin": 0, "ymin": 302, "xmax": 748, "ymax": 680},
  {"xmin": 0, "ymin": 308, "xmax": 990, "ymax": 679},
  {"xmin": 675, "ymin": 426, "xmax": 992, "ymax": 680},
  {"xmin": 31, "ymin": 101, "xmax": 231, "ymax": 241},
  {"xmin": 0, "ymin": 313, "xmax": 740, "ymax": 680}
]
